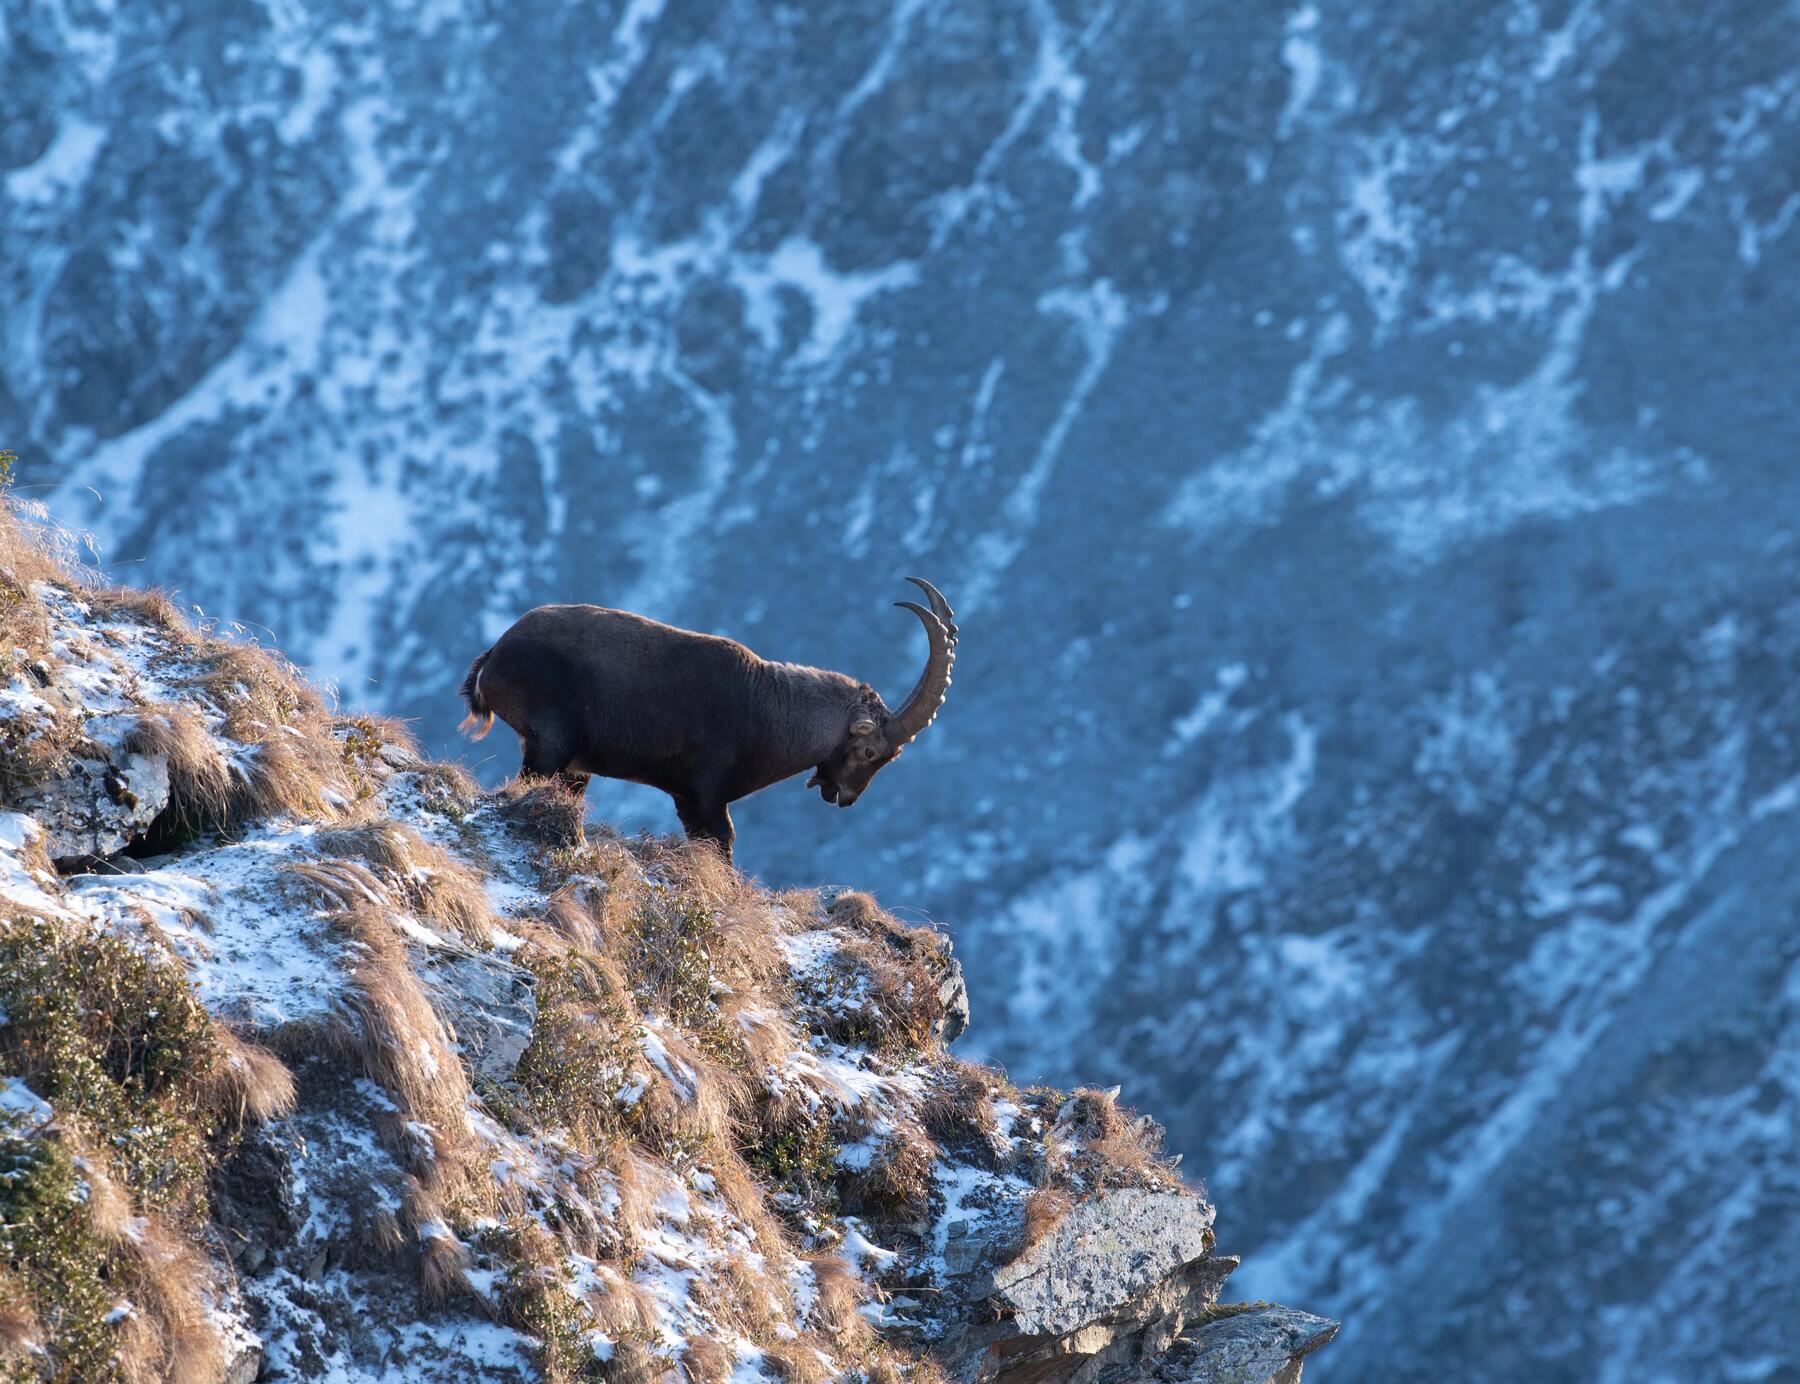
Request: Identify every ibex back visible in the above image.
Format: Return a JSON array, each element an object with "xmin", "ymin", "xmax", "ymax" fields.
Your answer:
[{"xmin": 459, "ymin": 579, "xmax": 957, "ymax": 861}]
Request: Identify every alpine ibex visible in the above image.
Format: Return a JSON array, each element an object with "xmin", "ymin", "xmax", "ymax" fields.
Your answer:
[{"xmin": 459, "ymin": 579, "xmax": 957, "ymax": 860}]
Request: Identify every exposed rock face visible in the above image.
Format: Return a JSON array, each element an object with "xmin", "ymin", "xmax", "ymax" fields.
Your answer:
[
  {"xmin": 12, "ymin": 738, "xmax": 168, "ymax": 860},
  {"xmin": 0, "ymin": 619, "xmax": 175, "ymax": 857},
  {"xmin": 989, "ymin": 1190, "xmax": 1216, "ymax": 1337},
  {"xmin": 1158, "ymin": 1309, "xmax": 1340, "ymax": 1384},
  {"xmin": 0, "ymin": 555, "xmax": 1331, "ymax": 1381},
  {"xmin": 937, "ymin": 1191, "xmax": 1243, "ymax": 1384}
]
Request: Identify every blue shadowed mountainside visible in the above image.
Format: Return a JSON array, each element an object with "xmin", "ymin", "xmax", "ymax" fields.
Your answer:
[{"xmin": 5, "ymin": 1, "xmax": 1799, "ymax": 1377}]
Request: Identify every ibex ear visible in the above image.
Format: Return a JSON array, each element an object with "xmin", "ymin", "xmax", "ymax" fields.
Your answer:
[{"xmin": 850, "ymin": 717, "xmax": 879, "ymax": 737}]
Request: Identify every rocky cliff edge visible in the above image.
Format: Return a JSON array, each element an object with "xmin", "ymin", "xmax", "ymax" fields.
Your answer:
[{"xmin": 0, "ymin": 500, "xmax": 1334, "ymax": 1383}]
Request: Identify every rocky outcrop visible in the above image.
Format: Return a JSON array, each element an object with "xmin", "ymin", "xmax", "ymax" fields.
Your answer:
[
  {"xmin": 917, "ymin": 1183, "xmax": 1302, "ymax": 1384},
  {"xmin": 987, "ymin": 1189, "xmax": 1217, "ymax": 1337},
  {"xmin": 12, "ymin": 5, "xmax": 1800, "ymax": 1373},
  {"xmin": 1157, "ymin": 1308, "xmax": 1340, "ymax": 1384},
  {"xmin": 0, "ymin": 545, "xmax": 1334, "ymax": 1381},
  {"xmin": 0, "ymin": 653, "xmax": 173, "ymax": 859}
]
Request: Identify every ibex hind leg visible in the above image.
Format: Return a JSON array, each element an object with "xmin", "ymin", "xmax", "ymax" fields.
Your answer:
[{"xmin": 519, "ymin": 719, "xmax": 589, "ymax": 796}]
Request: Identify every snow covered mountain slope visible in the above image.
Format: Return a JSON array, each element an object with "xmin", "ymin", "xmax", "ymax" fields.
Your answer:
[{"xmin": 5, "ymin": 1, "xmax": 1800, "ymax": 1377}]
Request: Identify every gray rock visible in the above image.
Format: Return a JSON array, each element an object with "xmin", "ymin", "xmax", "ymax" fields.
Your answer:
[
  {"xmin": 223, "ymin": 1342, "xmax": 260, "ymax": 1384},
  {"xmin": 419, "ymin": 945, "xmax": 538, "ymax": 1083},
  {"xmin": 210, "ymin": 1129, "xmax": 298, "ymax": 1277},
  {"xmin": 990, "ymin": 1190, "xmax": 1216, "ymax": 1337},
  {"xmin": 18, "ymin": 745, "xmax": 170, "ymax": 860},
  {"xmin": 377, "ymin": 741, "xmax": 421, "ymax": 771},
  {"xmin": 936, "ymin": 950, "xmax": 971, "ymax": 1045},
  {"xmin": 929, "ymin": 1180, "xmax": 1246, "ymax": 1384},
  {"xmin": 941, "ymin": 1213, "xmax": 999, "ymax": 1278},
  {"xmin": 1157, "ymin": 1307, "xmax": 1340, "ymax": 1384},
  {"xmin": 18, "ymin": 5, "xmax": 1800, "ymax": 1371}
]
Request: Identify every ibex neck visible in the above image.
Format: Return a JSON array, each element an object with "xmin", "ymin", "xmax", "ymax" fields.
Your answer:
[{"xmin": 754, "ymin": 661, "xmax": 860, "ymax": 785}]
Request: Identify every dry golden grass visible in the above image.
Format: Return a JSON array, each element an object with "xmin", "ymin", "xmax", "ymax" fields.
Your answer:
[
  {"xmin": 199, "ymin": 1028, "xmax": 298, "ymax": 1128},
  {"xmin": 0, "ymin": 698, "xmax": 82, "ymax": 802},
  {"xmin": 0, "ymin": 497, "xmax": 77, "ymax": 658},
  {"xmin": 797, "ymin": 891, "xmax": 954, "ymax": 1055},
  {"xmin": 634, "ymin": 1025, "xmax": 751, "ymax": 1157},
  {"xmin": 83, "ymin": 586, "xmax": 197, "ymax": 644},
  {"xmin": 0, "ymin": 502, "xmax": 343, "ymax": 834},
  {"xmin": 680, "ymin": 1335, "xmax": 733, "ymax": 1384},
  {"xmin": 707, "ymin": 1155, "xmax": 791, "ymax": 1270},
  {"xmin": 416, "ymin": 1222, "xmax": 477, "ymax": 1308},
  {"xmin": 1037, "ymin": 1085, "xmax": 1180, "ymax": 1194},
  {"xmin": 731, "ymin": 1003, "xmax": 801, "ymax": 1081},
  {"xmin": 280, "ymin": 879, "xmax": 489, "ymax": 1217},
  {"xmin": 0, "ymin": 569, "xmax": 50, "ymax": 661},
  {"xmin": 699, "ymin": 1256, "xmax": 782, "ymax": 1355},
  {"xmin": 123, "ymin": 705, "xmax": 234, "ymax": 831},
  {"xmin": 587, "ymin": 1261, "xmax": 659, "ymax": 1342},
  {"xmin": 539, "ymin": 889, "xmax": 613, "ymax": 956},
  {"xmin": 412, "ymin": 758, "xmax": 480, "ymax": 804},
  {"xmin": 804, "ymin": 1254, "xmax": 872, "ymax": 1341},
  {"xmin": 917, "ymin": 1060, "xmax": 1004, "ymax": 1170},
  {"xmin": 117, "ymin": 661, "xmax": 346, "ymax": 840},
  {"xmin": 0, "ymin": 503, "xmax": 71, "ymax": 582},
  {"xmin": 318, "ymin": 820, "xmax": 495, "ymax": 944},
  {"xmin": 765, "ymin": 1335, "xmax": 841, "ymax": 1384},
  {"xmin": 110, "ymin": 1224, "xmax": 227, "ymax": 1384},
  {"xmin": 841, "ymin": 1120, "xmax": 938, "ymax": 1227},
  {"xmin": 607, "ymin": 1341, "xmax": 670, "ymax": 1384},
  {"xmin": 601, "ymin": 1153, "xmax": 659, "ymax": 1263},
  {"xmin": 77, "ymin": 1154, "xmax": 228, "ymax": 1384},
  {"xmin": 827, "ymin": 891, "xmax": 949, "ymax": 959},
  {"xmin": 1018, "ymin": 1186, "xmax": 1073, "ymax": 1256},
  {"xmin": 187, "ymin": 644, "xmax": 346, "ymax": 822},
  {"xmin": 355, "ymin": 1206, "xmax": 407, "ymax": 1264},
  {"xmin": 495, "ymin": 777, "xmax": 587, "ymax": 848}
]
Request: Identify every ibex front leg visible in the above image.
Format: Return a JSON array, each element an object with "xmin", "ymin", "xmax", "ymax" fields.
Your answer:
[{"xmin": 674, "ymin": 791, "xmax": 736, "ymax": 863}]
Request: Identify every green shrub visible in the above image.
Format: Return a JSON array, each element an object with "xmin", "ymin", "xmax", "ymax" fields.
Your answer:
[
  {"xmin": 0, "ymin": 1133, "xmax": 118, "ymax": 1383},
  {"xmin": 0, "ymin": 914, "xmax": 219, "ymax": 1223},
  {"xmin": 511, "ymin": 951, "xmax": 642, "ymax": 1148}
]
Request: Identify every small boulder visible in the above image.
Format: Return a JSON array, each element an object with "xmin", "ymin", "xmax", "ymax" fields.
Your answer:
[{"xmin": 990, "ymin": 1189, "xmax": 1216, "ymax": 1337}]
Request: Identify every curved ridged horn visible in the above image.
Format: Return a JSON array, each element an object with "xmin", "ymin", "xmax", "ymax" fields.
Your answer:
[
  {"xmin": 905, "ymin": 576, "xmax": 958, "ymax": 641},
  {"xmin": 888, "ymin": 597, "xmax": 956, "ymax": 748}
]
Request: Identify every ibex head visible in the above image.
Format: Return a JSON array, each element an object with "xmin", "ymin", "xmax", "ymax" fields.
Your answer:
[{"xmin": 807, "ymin": 577, "xmax": 958, "ymax": 809}]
